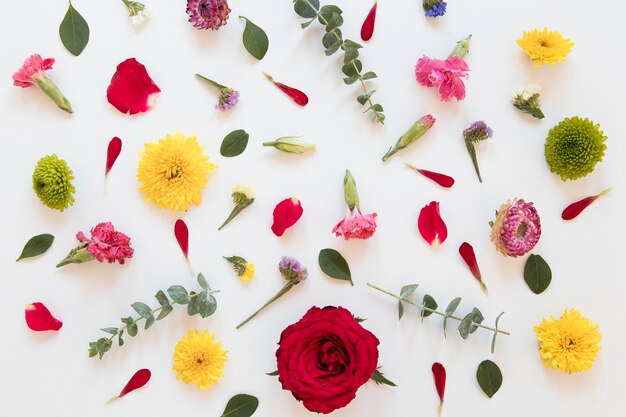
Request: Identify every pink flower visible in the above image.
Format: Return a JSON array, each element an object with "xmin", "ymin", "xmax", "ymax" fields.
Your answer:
[
  {"xmin": 490, "ymin": 199, "xmax": 541, "ymax": 257},
  {"xmin": 415, "ymin": 55, "xmax": 469, "ymax": 102},
  {"xmin": 76, "ymin": 222, "xmax": 134, "ymax": 264},
  {"xmin": 12, "ymin": 54, "xmax": 55, "ymax": 87},
  {"xmin": 332, "ymin": 210, "xmax": 378, "ymax": 240}
]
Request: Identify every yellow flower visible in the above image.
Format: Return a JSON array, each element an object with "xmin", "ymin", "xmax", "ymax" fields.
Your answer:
[
  {"xmin": 517, "ymin": 28, "xmax": 574, "ymax": 66},
  {"xmin": 533, "ymin": 309, "xmax": 601, "ymax": 373},
  {"xmin": 232, "ymin": 183, "xmax": 255, "ymax": 201},
  {"xmin": 240, "ymin": 263, "xmax": 255, "ymax": 281},
  {"xmin": 137, "ymin": 132, "xmax": 218, "ymax": 211},
  {"xmin": 172, "ymin": 330, "xmax": 227, "ymax": 390}
]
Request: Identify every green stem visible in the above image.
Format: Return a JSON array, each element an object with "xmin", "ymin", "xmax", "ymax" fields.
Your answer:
[
  {"xmin": 195, "ymin": 73, "xmax": 227, "ymax": 90},
  {"xmin": 465, "ymin": 142, "xmax": 482, "ymax": 183},
  {"xmin": 366, "ymin": 283, "xmax": 510, "ymax": 335},
  {"xmin": 218, "ymin": 204, "xmax": 247, "ymax": 230},
  {"xmin": 236, "ymin": 282, "xmax": 294, "ymax": 329}
]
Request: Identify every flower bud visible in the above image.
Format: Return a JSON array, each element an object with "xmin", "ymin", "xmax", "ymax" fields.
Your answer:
[
  {"xmin": 449, "ymin": 34, "xmax": 472, "ymax": 59},
  {"xmin": 263, "ymin": 136, "xmax": 316, "ymax": 154},
  {"xmin": 382, "ymin": 115, "xmax": 435, "ymax": 162},
  {"xmin": 343, "ymin": 170, "xmax": 360, "ymax": 211}
]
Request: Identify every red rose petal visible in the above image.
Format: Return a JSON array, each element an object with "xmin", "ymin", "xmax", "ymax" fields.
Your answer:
[
  {"xmin": 360, "ymin": 1, "xmax": 377, "ymax": 41},
  {"xmin": 174, "ymin": 219, "xmax": 189, "ymax": 259},
  {"xmin": 119, "ymin": 369, "xmax": 151, "ymax": 398},
  {"xmin": 459, "ymin": 242, "xmax": 488, "ymax": 293},
  {"xmin": 562, "ymin": 188, "xmax": 612, "ymax": 221},
  {"xmin": 105, "ymin": 136, "xmax": 122, "ymax": 176},
  {"xmin": 417, "ymin": 168, "xmax": 455, "ymax": 188},
  {"xmin": 264, "ymin": 73, "xmax": 309, "ymax": 106},
  {"xmin": 271, "ymin": 197, "xmax": 303, "ymax": 236},
  {"xmin": 106, "ymin": 58, "xmax": 161, "ymax": 115},
  {"xmin": 25, "ymin": 302, "xmax": 63, "ymax": 331},
  {"xmin": 418, "ymin": 201, "xmax": 447, "ymax": 246},
  {"xmin": 432, "ymin": 362, "xmax": 446, "ymax": 416}
]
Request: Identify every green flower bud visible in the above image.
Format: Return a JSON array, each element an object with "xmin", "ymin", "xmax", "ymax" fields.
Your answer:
[
  {"xmin": 262, "ymin": 136, "xmax": 316, "ymax": 154},
  {"xmin": 449, "ymin": 34, "xmax": 472, "ymax": 59},
  {"xmin": 382, "ymin": 115, "xmax": 436, "ymax": 162},
  {"xmin": 32, "ymin": 154, "xmax": 76, "ymax": 211},
  {"xmin": 343, "ymin": 169, "xmax": 360, "ymax": 211}
]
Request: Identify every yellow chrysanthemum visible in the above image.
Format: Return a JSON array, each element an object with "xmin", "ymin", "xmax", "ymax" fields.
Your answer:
[
  {"xmin": 517, "ymin": 28, "xmax": 574, "ymax": 66},
  {"xmin": 533, "ymin": 309, "xmax": 601, "ymax": 373},
  {"xmin": 240, "ymin": 263, "xmax": 255, "ymax": 282},
  {"xmin": 138, "ymin": 132, "xmax": 218, "ymax": 211},
  {"xmin": 172, "ymin": 330, "xmax": 227, "ymax": 390}
]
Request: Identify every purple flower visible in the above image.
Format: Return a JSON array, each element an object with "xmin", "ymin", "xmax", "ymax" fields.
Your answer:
[
  {"xmin": 215, "ymin": 88, "xmax": 239, "ymax": 111},
  {"xmin": 490, "ymin": 199, "xmax": 541, "ymax": 257},
  {"xmin": 424, "ymin": 0, "xmax": 447, "ymax": 17},
  {"xmin": 186, "ymin": 0, "xmax": 230, "ymax": 30},
  {"xmin": 463, "ymin": 121, "xmax": 493, "ymax": 143},
  {"xmin": 279, "ymin": 256, "xmax": 308, "ymax": 282}
]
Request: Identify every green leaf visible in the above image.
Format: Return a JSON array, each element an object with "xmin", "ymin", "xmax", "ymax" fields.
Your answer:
[
  {"xmin": 220, "ymin": 394, "xmax": 259, "ymax": 417},
  {"xmin": 370, "ymin": 368, "xmax": 397, "ymax": 387},
  {"xmin": 155, "ymin": 290, "xmax": 170, "ymax": 307},
  {"xmin": 398, "ymin": 284, "xmax": 418, "ymax": 320},
  {"xmin": 196, "ymin": 292, "xmax": 218, "ymax": 318},
  {"xmin": 318, "ymin": 248, "xmax": 353, "ymax": 285},
  {"xmin": 293, "ymin": 0, "xmax": 319, "ymax": 18},
  {"xmin": 524, "ymin": 254, "xmax": 552, "ymax": 294},
  {"xmin": 318, "ymin": 5, "xmax": 342, "ymax": 24},
  {"xmin": 100, "ymin": 327, "xmax": 118, "ymax": 335},
  {"xmin": 324, "ymin": 39, "xmax": 343, "ymax": 56},
  {"xmin": 131, "ymin": 302, "xmax": 153, "ymax": 320},
  {"xmin": 168, "ymin": 285, "xmax": 189, "ymax": 304},
  {"xmin": 342, "ymin": 39, "xmax": 363, "ymax": 50},
  {"xmin": 17, "ymin": 234, "xmax": 54, "ymax": 261},
  {"xmin": 491, "ymin": 312, "xmax": 505, "ymax": 354},
  {"xmin": 187, "ymin": 291, "xmax": 199, "ymax": 316},
  {"xmin": 197, "ymin": 273, "xmax": 209, "ymax": 290},
  {"xmin": 342, "ymin": 59, "xmax": 362, "ymax": 77},
  {"xmin": 421, "ymin": 294, "xmax": 438, "ymax": 319},
  {"xmin": 266, "ymin": 370, "xmax": 279, "ymax": 376},
  {"xmin": 343, "ymin": 48, "xmax": 359, "ymax": 64},
  {"xmin": 477, "ymin": 360, "xmax": 503, "ymax": 398},
  {"xmin": 220, "ymin": 129, "xmax": 249, "ymax": 158},
  {"xmin": 125, "ymin": 317, "xmax": 138, "ymax": 337},
  {"xmin": 370, "ymin": 103, "xmax": 383, "ymax": 112},
  {"xmin": 92, "ymin": 338, "xmax": 112, "ymax": 359},
  {"xmin": 144, "ymin": 315, "xmax": 155, "ymax": 330},
  {"xmin": 443, "ymin": 297, "xmax": 461, "ymax": 337},
  {"xmin": 59, "ymin": 1, "xmax": 90, "ymax": 56},
  {"xmin": 239, "ymin": 16, "xmax": 269, "ymax": 60},
  {"xmin": 361, "ymin": 71, "xmax": 378, "ymax": 80},
  {"xmin": 322, "ymin": 30, "xmax": 341, "ymax": 49},
  {"xmin": 343, "ymin": 75, "xmax": 360, "ymax": 85},
  {"xmin": 156, "ymin": 305, "xmax": 173, "ymax": 320},
  {"xmin": 325, "ymin": 12, "xmax": 343, "ymax": 32},
  {"xmin": 357, "ymin": 90, "xmax": 376, "ymax": 105},
  {"xmin": 118, "ymin": 331, "xmax": 124, "ymax": 347},
  {"xmin": 301, "ymin": 18, "xmax": 315, "ymax": 29},
  {"xmin": 458, "ymin": 308, "xmax": 484, "ymax": 339}
]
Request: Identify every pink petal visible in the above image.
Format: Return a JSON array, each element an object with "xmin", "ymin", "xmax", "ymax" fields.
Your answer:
[
  {"xmin": 25, "ymin": 302, "xmax": 63, "ymax": 331},
  {"xmin": 106, "ymin": 58, "xmax": 161, "ymax": 115},
  {"xmin": 418, "ymin": 201, "xmax": 448, "ymax": 246}
]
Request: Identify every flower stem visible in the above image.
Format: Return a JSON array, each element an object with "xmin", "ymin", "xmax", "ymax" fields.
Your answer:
[
  {"xmin": 236, "ymin": 282, "xmax": 294, "ymax": 329},
  {"xmin": 366, "ymin": 283, "xmax": 510, "ymax": 335},
  {"xmin": 465, "ymin": 142, "xmax": 482, "ymax": 183},
  {"xmin": 218, "ymin": 204, "xmax": 247, "ymax": 230},
  {"xmin": 36, "ymin": 76, "xmax": 72, "ymax": 113},
  {"xmin": 195, "ymin": 73, "xmax": 227, "ymax": 90}
]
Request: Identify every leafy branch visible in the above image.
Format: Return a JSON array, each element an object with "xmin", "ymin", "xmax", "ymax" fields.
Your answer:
[
  {"xmin": 292, "ymin": 0, "xmax": 385, "ymax": 124},
  {"xmin": 367, "ymin": 283, "xmax": 509, "ymax": 353},
  {"xmin": 89, "ymin": 273, "xmax": 219, "ymax": 359}
]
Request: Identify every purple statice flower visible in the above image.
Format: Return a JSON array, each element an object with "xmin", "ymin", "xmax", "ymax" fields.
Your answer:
[
  {"xmin": 279, "ymin": 256, "xmax": 308, "ymax": 282},
  {"xmin": 490, "ymin": 199, "xmax": 541, "ymax": 257},
  {"xmin": 215, "ymin": 88, "xmax": 239, "ymax": 111},
  {"xmin": 423, "ymin": 0, "xmax": 447, "ymax": 17},
  {"xmin": 463, "ymin": 121, "xmax": 493, "ymax": 143}
]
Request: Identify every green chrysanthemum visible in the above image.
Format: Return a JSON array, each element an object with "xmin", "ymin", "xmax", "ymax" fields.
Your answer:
[
  {"xmin": 32, "ymin": 154, "xmax": 75, "ymax": 211},
  {"xmin": 545, "ymin": 116, "xmax": 607, "ymax": 181}
]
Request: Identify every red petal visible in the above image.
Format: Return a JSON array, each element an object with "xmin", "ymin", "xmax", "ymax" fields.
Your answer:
[
  {"xmin": 271, "ymin": 197, "xmax": 303, "ymax": 236},
  {"xmin": 25, "ymin": 302, "xmax": 63, "ymax": 331},
  {"xmin": 264, "ymin": 73, "xmax": 308, "ymax": 106},
  {"xmin": 562, "ymin": 188, "xmax": 612, "ymax": 221},
  {"xmin": 174, "ymin": 219, "xmax": 189, "ymax": 258},
  {"xmin": 360, "ymin": 1, "xmax": 377, "ymax": 41},
  {"xmin": 459, "ymin": 242, "xmax": 487, "ymax": 292},
  {"xmin": 119, "ymin": 369, "xmax": 151, "ymax": 398},
  {"xmin": 432, "ymin": 362, "xmax": 446, "ymax": 412},
  {"xmin": 416, "ymin": 168, "xmax": 455, "ymax": 188},
  {"xmin": 105, "ymin": 137, "xmax": 122, "ymax": 176},
  {"xmin": 106, "ymin": 58, "xmax": 161, "ymax": 115},
  {"xmin": 418, "ymin": 201, "xmax": 447, "ymax": 246}
]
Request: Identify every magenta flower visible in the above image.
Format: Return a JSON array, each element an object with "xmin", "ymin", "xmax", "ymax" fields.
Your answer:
[
  {"xmin": 216, "ymin": 88, "xmax": 239, "ymax": 111},
  {"xmin": 57, "ymin": 222, "xmax": 134, "ymax": 267},
  {"xmin": 12, "ymin": 54, "xmax": 72, "ymax": 113},
  {"xmin": 186, "ymin": 0, "xmax": 230, "ymax": 30},
  {"xmin": 490, "ymin": 199, "xmax": 541, "ymax": 257},
  {"xmin": 333, "ymin": 211, "xmax": 378, "ymax": 240},
  {"xmin": 415, "ymin": 55, "xmax": 469, "ymax": 102}
]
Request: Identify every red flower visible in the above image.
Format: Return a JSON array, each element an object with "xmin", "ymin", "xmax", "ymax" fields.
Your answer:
[
  {"xmin": 276, "ymin": 306, "xmax": 379, "ymax": 414},
  {"xmin": 271, "ymin": 197, "xmax": 303, "ymax": 236},
  {"xmin": 76, "ymin": 222, "xmax": 134, "ymax": 264},
  {"xmin": 106, "ymin": 58, "xmax": 161, "ymax": 115},
  {"xmin": 418, "ymin": 201, "xmax": 448, "ymax": 246},
  {"xmin": 25, "ymin": 302, "xmax": 63, "ymax": 331}
]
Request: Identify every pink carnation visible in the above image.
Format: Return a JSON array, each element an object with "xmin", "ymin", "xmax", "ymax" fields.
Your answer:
[
  {"xmin": 13, "ymin": 54, "xmax": 55, "ymax": 87},
  {"xmin": 414, "ymin": 55, "xmax": 469, "ymax": 102},
  {"xmin": 76, "ymin": 222, "xmax": 134, "ymax": 264},
  {"xmin": 332, "ymin": 211, "xmax": 378, "ymax": 240}
]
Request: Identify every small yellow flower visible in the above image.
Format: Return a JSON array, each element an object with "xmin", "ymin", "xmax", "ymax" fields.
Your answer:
[
  {"xmin": 232, "ymin": 183, "xmax": 254, "ymax": 201},
  {"xmin": 137, "ymin": 132, "xmax": 218, "ymax": 211},
  {"xmin": 517, "ymin": 28, "xmax": 574, "ymax": 66},
  {"xmin": 240, "ymin": 263, "xmax": 255, "ymax": 281},
  {"xmin": 533, "ymin": 309, "xmax": 601, "ymax": 373},
  {"xmin": 172, "ymin": 330, "xmax": 227, "ymax": 390}
]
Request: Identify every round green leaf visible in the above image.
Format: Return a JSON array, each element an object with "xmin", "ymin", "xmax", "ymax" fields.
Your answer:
[
  {"xmin": 17, "ymin": 234, "xmax": 54, "ymax": 261},
  {"xmin": 318, "ymin": 248, "xmax": 353, "ymax": 285},
  {"xmin": 59, "ymin": 2, "xmax": 90, "ymax": 56},
  {"xmin": 293, "ymin": 0, "xmax": 319, "ymax": 18},
  {"xmin": 477, "ymin": 360, "xmax": 503, "ymax": 398},
  {"xmin": 220, "ymin": 130, "xmax": 249, "ymax": 157},
  {"xmin": 524, "ymin": 254, "xmax": 552, "ymax": 294},
  {"xmin": 240, "ymin": 16, "xmax": 269, "ymax": 60},
  {"xmin": 220, "ymin": 394, "xmax": 259, "ymax": 417}
]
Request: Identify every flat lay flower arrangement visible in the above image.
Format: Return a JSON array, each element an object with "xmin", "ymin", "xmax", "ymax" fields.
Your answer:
[{"xmin": 4, "ymin": 0, "xmax": 621, "ymax": 416}]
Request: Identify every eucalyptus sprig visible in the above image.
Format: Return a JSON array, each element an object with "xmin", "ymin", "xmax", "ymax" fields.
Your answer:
[
  {"xmin": 292, "ymin": 0, "xmax": 385, "ymax": 124},
  {"xmin": 367, "ymin": 283, "xmax": 509, "ymax": 353},
  {"xmin": 88, "ymin": 273, "xmax": 219, "ymax": 359}
]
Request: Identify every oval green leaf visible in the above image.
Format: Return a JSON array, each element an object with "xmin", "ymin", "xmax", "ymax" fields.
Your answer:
[
  {"xmin": 17, "ymin": 234, "xmax": 54, "ymax": 261},
  {"xmin": 221, "ymin": 129, "xmax": 249, "ymax": 157},
  {"xmin": 240, "ymin": 16, "xmax": 269, "ymax": 60},
  {"xmin": 220, "ymin": 394, "xmax": 259, "ymax": 417},
  {"xmin": 293, "ymin": 0, "xmax": 319, "ymax": 18},
  {"xmin": 59, "ymin": 2, "xmax": 90, "ymax": 56},
  {"xmin": 524, "ymin": 254, "xmax": 552, "ymax": 294},
  {"xmin": 318, "ymin": 248, "xmax": 353, "ymax": 285},
  {"xmin": 477, "ymin": 360, "xmax": 503, "ymax": 398},
  {"xmin": 421, "ymin": 294, "xmax": 438, "ymax": 318}
]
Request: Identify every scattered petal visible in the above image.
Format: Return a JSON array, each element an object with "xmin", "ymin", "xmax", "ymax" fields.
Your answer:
[
  {"xmin": 25, "ymin": 302, "xmax": 62, "ymax": 331},
  {"xmin": 174, "ymin": 219, "xmax": 189, "ymax": 259},
  {"xmin": 432, "ymin": 362, "xmax": 446, "ymax": 416},
  {"xmin": 271, "ymin": 197, "xmax": 303, "ymax": 236},
  {"xmin": 105, "ymin": 137, "xmax": 122, "ymax": 176},
  {"xmin": 418, "ymin": 201, "xmax": 447, "ymax": 246},
  {"xmin": 109, "ymin": 369, "xmax": 151, "ymax": 402},
  {"xmin": 562, "ymin": 188, "xmax": 612, "ymax": 221},
  {"xmin": 360, "ymin": 1, "xmax": 377, "ymax": 41},
  {"xmin": 459, "ymin": 242, "xmax": 488, "ymax": 293},
  {"xmin": 106, "ymin": 58, "xmax": 161, "ymax": 115},
  {"xmin": 263, "ymin": 72, "xmax": 308, "ymax": 106},
  {"xmin": 405, "ymin": 163, "xmax": 454, "ymax": 188}
]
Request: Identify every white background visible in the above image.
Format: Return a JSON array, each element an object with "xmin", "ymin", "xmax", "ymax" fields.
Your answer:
[{"xmin": 1, "ymin": 0, "xmax": 625, "ymax": 416}]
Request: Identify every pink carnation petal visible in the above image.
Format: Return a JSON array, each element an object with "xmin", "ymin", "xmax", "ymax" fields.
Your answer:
[
  {"xmin": 25, "ymin": 302, "xmax": 63, "ymax": 331},
  {"xmin": 106, "ymin": 58, "xmax": 161, "ymax": 115},
  {"xmin": 418, "ymin": 201, "xmax": 448, "ymax": 246}
]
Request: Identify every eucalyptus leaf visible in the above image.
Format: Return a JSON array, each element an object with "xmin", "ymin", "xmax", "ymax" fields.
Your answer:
[
  {"xmin": 325, "ymin": 12, "xmax": 343, "ymax": 32},
  {"xmin": 301, "ymin": 18, "xmax": 315, "ymax": 29},
  {"xmin": 421, "ymin": 294, "xmax": 438, "ymax": 319},
  {"xmin": 240, "ymin": 16, "xmax": 269, "ymax": 60},
  {"xmin": 220, "ymin": 394, "xmax": 259, "ymax": 417},
  {"xmin": 342, "ymin": 39, "xmax": 363, "ymax": 50},
  {"xmin": 343, "ymin": 75, "xmax": 360, "ymax": 85},
  {"xmin": 220, "ymin": 129, "xmax": 249, "ymax": 157},
  {"xmin": 324, "ymin": 39, "xmax": 343, "ymax": 56},
  {"xmin": 343, "ymin": 48, "xmax": 359, "ymax": 64},
  {"xmin": 155, "ymin": 290, "xmax": 170, "ymax": 307},
  {"xmin": 293, "ymin": 0, "xmax": 319, "ymax": 18},
  {"xmin": 443, "ymin": 297, "xmax": 461, "ymax": 337},
  {"xmin": 318, "ymin": 5, "xmax": 342, "ymax": 23},
  {"xmin": 131, "ymin": 302, "xmax": 153, "ymax": 319},
  {"xmin": 361, "ymin": 71, "xmax": 377, "ymax": 80},
  {"xmin": 357, "ymin": 90, "xmax": 376, "ymax": 105},
  {"xmin": 100, "ymin": 327, "xmax": 118, "ymax": 335},
  {"xmin": 156, "ymin": 305, "xmax": 173, "ymax": 320},
  {"xmin": 318, "ymin": 248, "xmax": 353, "ymax": 285},
  {"xmin": 398, "ymin": 284, "xmax": 418, "ymax": 320},
  {"xmin": 196, "ymin": 291, "xmax": 218, "ymax": 318},
  {"xmin": 342, "ymin": 59, "xmax": 362, "ymax": 77},
  {"xmin": 127, "ymin": 321, "xmax": 138, "ymax": 337},
  {"xmin": 59, "ymin": 1, "xmax": 90, "ymax": 56},
  {"xmin": 197, "ymin": 273, "xmax": 209, "ymax": 290},
  {"xmin": 167, "ymin": 285, "xmax": 189, "ymax": 304},
  {"xmin": 17, "ymin": 234, "xmax": 54, "ymax": 261},
  {"xmin": 187, "ymin": 291, "xmax": 199, "ymax": 316},
  {"xmin": 477, "ymin": 360, "xmax": 503, "ymax": 398},
  {"xmin": 144, "ymin": 315, "xmax": 155, "ymax": 330},
  {"xmin": 524, "ymin": 254, "xmax": 552, "ymax": 294},
  {"xmin": 491, "ymin": 312, "xmax": 505, "ymax": 354},
  {"xmin": 323, "ymin": 31, "xmax": 340, "ymax": 49}
]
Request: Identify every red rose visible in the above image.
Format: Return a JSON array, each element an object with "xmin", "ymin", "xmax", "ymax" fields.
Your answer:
[{"xmin": 276, "ymin": 306, "xmax": 380, "ymax": 414}]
